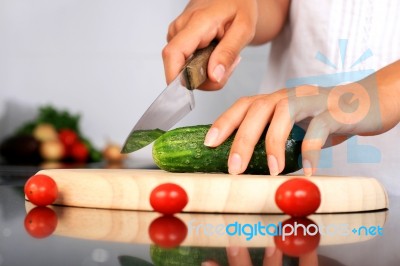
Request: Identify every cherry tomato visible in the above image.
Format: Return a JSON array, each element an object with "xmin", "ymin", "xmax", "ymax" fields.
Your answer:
[
  {"xmin": 24, "ymin": 206, "xmax": 58, "ymax": 239},
  {"xmin": 148, "ymin": 215, "xmax": 187, "ymax": 248},
  {"xmin": 24, "ymin": 174, "xmax": 58, "ymax": 206},
  {"xmin": 70, "ymin": 141, "xmax": 89, "ymax": 162},
  {"xmin": 150, "ymin": 183, "xmax": 188, "ymax": 215},
  {"xmin": 58, "ymin": 129, "xmax": 78, "ymax": 148},
  {"xmin": 274, "ymin": 217, "xmax": 320, "ymax": 257},
  {"xmin": 275, "ymin": 178, "xmax": 321, "ymax": 217}
]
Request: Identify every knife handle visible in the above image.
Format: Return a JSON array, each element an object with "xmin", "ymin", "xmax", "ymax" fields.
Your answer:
[{"xmin": 183, "ymin": 41, "xmax": 217, "ymax": 90}]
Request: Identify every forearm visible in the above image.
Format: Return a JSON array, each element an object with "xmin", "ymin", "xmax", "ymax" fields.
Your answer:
[{"xmin": 251, "ymin": 0, "xmax": 291, "ymax": 44}]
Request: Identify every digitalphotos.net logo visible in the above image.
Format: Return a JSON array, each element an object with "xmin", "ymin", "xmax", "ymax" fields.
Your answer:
[{"xmin": 187, "ymin": 219, "xmax": 384, "ymax": 241}]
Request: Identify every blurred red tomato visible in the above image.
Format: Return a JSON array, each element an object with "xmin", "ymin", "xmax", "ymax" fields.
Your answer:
[
  {"xmin": 24, "ymin": 174, "xmax": 58, "ymax": 206},
  {"xmin": 70, "ymin": 141, "xmax": 89, "ymax": 162},
  {"xmin": 58, "ymin": 129, "xmax": 78, "ymax": 147},
  {"xmin": 275, "ymin": 178, "xmax": 321, "ymax": 217},
  {"xmin": 150, "ymin": 183, "xmax": 188, "ymax": 215}
]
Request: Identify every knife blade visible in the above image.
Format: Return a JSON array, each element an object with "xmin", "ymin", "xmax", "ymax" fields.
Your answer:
[{"xmin": 121, "ymin": 42, "xmax": 217, "ymax": 153}]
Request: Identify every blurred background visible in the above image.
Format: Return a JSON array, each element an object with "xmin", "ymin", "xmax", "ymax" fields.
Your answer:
[{"xmin": 0, "ymin": 0, "xmax": 270, "ymax": 161}]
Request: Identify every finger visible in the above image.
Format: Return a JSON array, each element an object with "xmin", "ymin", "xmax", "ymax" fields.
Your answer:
[
  {"xmin": 200, "ymin": 260, "xmax": 220, "ymax": 266},
  {"xmin": 299, "ymin": 250, "xmax": 319, "ymax": 266},
  {"xmin": 266, "ymin": 86, "xmax": 326, "ymax": 175},
  {"xmin": 226, "ymin": 246, "xmax": 253, "ymax": 266},
  {"xmin": 206, "ymin": 15, "xmax": 255, "ymax": 85},
  {"xmin": 162, "ymin": 10, "xmax": 229, "ymax": 85},
  {"xmin": 204, "ymin": 95, "xmax": 264, "ymax": 147},
  {"xmin": 302, "ymin": 112, "xmax": 339, "ymax": 176},
  {"xmin": 196, "ymin": 54, "xmax": 241, "ymax": 91},
  {"xmin": 163, "ymin": 33, "xmax": 216, "ymax": 85},
  {"xmin": 266, "ymin": 97, "xmax": 294, "ymax": 176},
  {"xmin": 228, "ymin": 97, "xmax": 276, "ymax": 174},
  {"xmin": 263, "ymin": 247, "xmax": 282, "ymax": 266}
]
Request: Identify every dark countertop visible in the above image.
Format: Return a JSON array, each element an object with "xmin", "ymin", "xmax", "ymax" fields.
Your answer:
[{"xmin": 0, "ymin": 163, "xmax": 399, "ymax": 266}]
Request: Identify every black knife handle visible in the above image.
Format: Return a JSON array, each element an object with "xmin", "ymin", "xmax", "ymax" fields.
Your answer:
[{"xmin": 182, "ymin": 41, "xmax": 217, "ymax": 90}]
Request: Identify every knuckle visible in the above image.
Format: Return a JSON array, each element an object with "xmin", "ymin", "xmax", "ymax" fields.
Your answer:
[
  {"xmin": 310, "ymin": 116, "xmax": 330, "ymax": 131},
  {"xmin": 190, "ymin": 10, "xmax": 208, "ymax": 24},
  {"xmin": 235, "ymin": 17, "xmax": 256, "ymax": 41},
  {"xmin": 274, "ymin": 97, "xmax": 291, "ymax": 115},
  {"xmin": 218, "ymin": 47, "xmax": 239, "ymax": 64},
  {"xmin": 235, "ymin": 96, "xmax": 254, "ymax": 107},
  {"xmin": 161, "ymin": 45, "xmax": 174, "ymax": 59},
  {"xmin": 173, "ymin": 16, "xmax": 186, "ymax": 31},
  {"xmin": 266, "ymin": 132, "xmax": 282, "ymax": 147},
  {"xmin": 234, "ymin": 133, "xmax": 258, "ymax": 148}
]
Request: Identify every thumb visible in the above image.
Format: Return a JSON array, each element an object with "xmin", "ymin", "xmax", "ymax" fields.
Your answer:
[{"xmin": 207, "ymin": 19, "xmax": 255, "ymax": 83}]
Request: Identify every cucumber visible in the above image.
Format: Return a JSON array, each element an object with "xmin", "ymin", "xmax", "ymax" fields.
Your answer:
[
  {"xmin": 149, "ymin": 245, "xmax": 299, "ymax": 266},
  {"xmin": 152, "ymin": 124, "xmax": 304, "ymax": 175},
  {"xmin": 150, "ymin": 245, "xmax": 266, "ymax": 266}
]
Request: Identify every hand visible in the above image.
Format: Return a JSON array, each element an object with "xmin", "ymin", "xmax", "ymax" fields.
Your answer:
[
  {"xmin": 162, "ymin": 0, "xmax": 258, "ymax": 90},
  {"xmin": 204, "ymin": 60, "xmax": 400, "ymax": 175}
]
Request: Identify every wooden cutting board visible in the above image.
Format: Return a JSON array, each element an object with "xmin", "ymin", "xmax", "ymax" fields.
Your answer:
[{"xmin": 32, "ymin": 169, "xmax": 389, "ymax": 213}]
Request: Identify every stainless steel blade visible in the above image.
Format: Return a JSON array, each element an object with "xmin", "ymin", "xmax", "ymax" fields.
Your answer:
[
  {"xmin": 121, "ymin": 74, "xmax": 194, "ymax": 153},
  {"xmin": 121, "ymin": 42, "xmax": 216, "ymax": 153}
]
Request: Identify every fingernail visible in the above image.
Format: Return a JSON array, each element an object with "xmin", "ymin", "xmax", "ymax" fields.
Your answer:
[
  {"xmin": 213, "ymin": 64, "xmax": 225, "ymax": 83},
  {"xmin": 228, "ymin": 153, "xmax": 242, "ymax": 175},
  {"xmin": 267, "ymin": 155, "xmax": 279, "ymax": 176},
  {"xmin": 227, "ymin": 246, "xmax": 240, "ymax": 257},
  {"xmin": 266, "ymin": 247, "xmax": 276, "ymax": 257},
  {"xmin": 204, "ymin": 127, "xmax": 219, "ymax": 147}
]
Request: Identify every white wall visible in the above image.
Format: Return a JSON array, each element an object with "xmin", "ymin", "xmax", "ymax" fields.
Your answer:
[{"xmin": 0, "ymin": 0, "xmax": 269, "ymax": 159}]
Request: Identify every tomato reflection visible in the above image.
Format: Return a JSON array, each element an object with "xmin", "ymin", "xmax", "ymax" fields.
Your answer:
[
  {"xmin": 148, "ymin": 215, "xmax": 188, "ymax": 248},
  {"xmin": 24, "ymin": 206, "xmax": 58, "ymax": 239},
  {"xmin": 274, "ymin": 217, "xmax": 320, "ymax": 257}
]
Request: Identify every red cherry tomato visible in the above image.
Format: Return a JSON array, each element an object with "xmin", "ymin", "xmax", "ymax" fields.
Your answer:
[
  {"xmin": 150, "ymin": 183, "xmax": 188, "ymax": 215},
  {"xmin": 24, "ymin": 174, "xmax": 58, "ymax": 206},
  {"xmin": 275, "ymin": 178, "xmax": 321, "ymax": 217},
  {"xmin": 70, "ymin": 141, "xmax": 89, "ymax": 162},
  {"xmin": 24, "ymin": 206, "xmax": 58, "ymax": 239},
  {"xmin": 274, "ymin": 217, "xmax": 320, "ymax": 257},
  {"xmin": 58, "ymin": 129, "xmax": 78, "ymax": 148},
  {"xmin": 148, "ymin": 215, "xmax": 187, "ymax": 248}
]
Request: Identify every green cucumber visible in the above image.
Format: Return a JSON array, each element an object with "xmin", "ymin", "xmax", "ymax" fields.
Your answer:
[
  {"xmin": 150, "ymin": 245, "xmax": 300, "ymax": 266},
  {"xmin": 152, "ymin": 124, "xmax": 304, "ymax": 174}
]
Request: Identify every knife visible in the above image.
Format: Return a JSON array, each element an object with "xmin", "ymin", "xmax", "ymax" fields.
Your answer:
[{"xmin": 121, "ymin": 41, "xmax": 217, "ymax": 153}]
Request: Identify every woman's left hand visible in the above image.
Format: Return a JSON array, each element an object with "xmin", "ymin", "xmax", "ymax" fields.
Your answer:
[{"xmin": 204, "ymin": 61, "xmax": 400, "ymax": 176}]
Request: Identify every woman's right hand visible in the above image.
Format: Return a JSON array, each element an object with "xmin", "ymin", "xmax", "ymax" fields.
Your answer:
[{"xmin": 162, "ymin": 0, "xmax": 259, "ymax": 90}]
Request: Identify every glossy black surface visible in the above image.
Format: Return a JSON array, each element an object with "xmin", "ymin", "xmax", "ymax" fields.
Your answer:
[{"xmin": 0, "ymin": 165, "xmax": 399, "ymax": 266}]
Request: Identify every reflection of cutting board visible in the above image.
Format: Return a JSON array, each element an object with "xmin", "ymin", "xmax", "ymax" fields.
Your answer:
[
  {"xmin": 33, "ymin": 169, "xmax": 388, "ymax": 213},
  {"xmin": 25, "ymin": 202, "xmax": 388, "ymax": 247}
]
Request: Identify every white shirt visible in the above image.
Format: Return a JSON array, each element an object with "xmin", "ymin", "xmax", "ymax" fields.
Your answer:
[{"xmin": 260, "ymin": 0, "xmax": 400, "ymax": 195}]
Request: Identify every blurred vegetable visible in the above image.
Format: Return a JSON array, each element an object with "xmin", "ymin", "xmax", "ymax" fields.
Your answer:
[
  {"xmin": 16, "ymin": 105, "xmax": 81, "ymax": 135},
  {"xmin": 32, "ymin": 123, "xmax": 58, "ymax": 142},
  {"xmin": 0, "ymin": 135, "xmax": 41, "ymax": 164},
  {"xmin": 70, "ymin": 141, "xmax": 89, "ymax": 162},
  {"xmin": 58, "ymin": 128, "xmax": 78, "ymax": 148},
  {"xmin": 1, "ymin": 105, "xmax": 102, "ymax": 164},
  {"xmin": 40, "ymin": 140, "xmax": 65, "ymax": 161},
  {"xmin": 103, "ymin": 143, "xmax": 126, "ymax": 163}
]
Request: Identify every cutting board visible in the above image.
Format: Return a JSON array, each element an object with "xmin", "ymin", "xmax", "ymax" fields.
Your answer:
[
  {"xmin": 25, "ymin": 202, "xmax": 387, "ymax": 247},
  {"xmin": 31, "ymin": 169, "xmax": 389, "ymax": 213}
]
